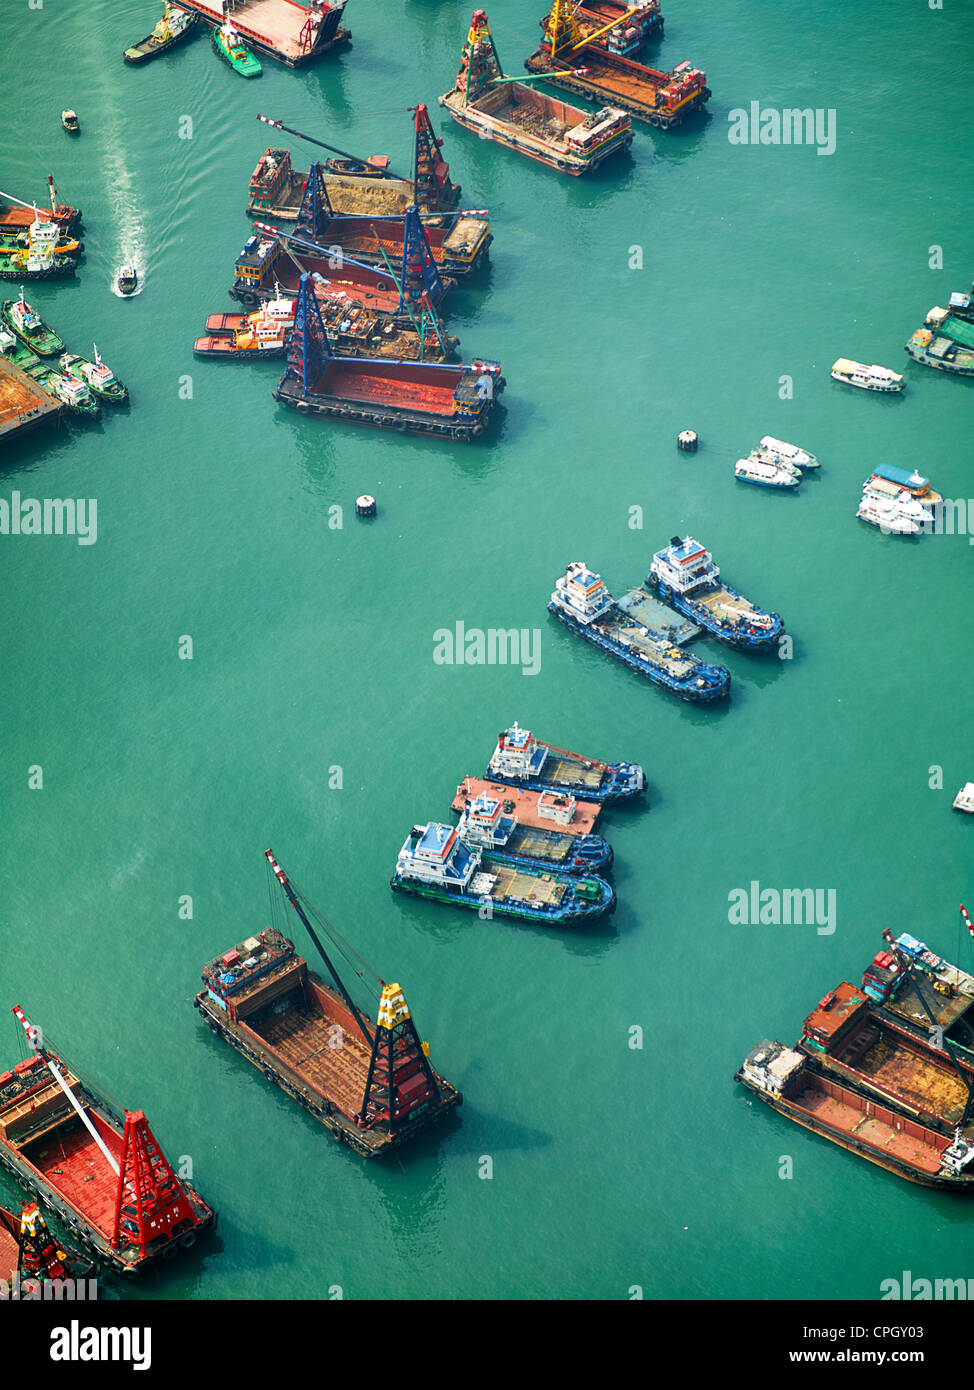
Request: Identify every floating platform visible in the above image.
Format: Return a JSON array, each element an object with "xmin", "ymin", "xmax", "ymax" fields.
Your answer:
[
  {"xmin": 451, "ymin": 777, "xmax": 601, "ymax": 834},
  {"xmin": 0, "ymin": 354, "xmax": 62, "ymax": 441},
  {"xmin": 615, "ymin": 586, "xmax": 700, "ymax": 645},
  {"xmin": 179, "ymin": 0, "xmax": 349, "ymax": 66}
]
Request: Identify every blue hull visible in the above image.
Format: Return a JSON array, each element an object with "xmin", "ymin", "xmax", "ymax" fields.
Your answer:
[
  {"xmin": 644, "ymin": 575, "xmax": 784, "ymax": 654},
  {"xmin": 548, "ymin": 603, "xmax": 730, "ymax": 703},
  {"xmin": 486, "ymin": 835, "xmax": 613, "ymax": 875},
  {"xmin": 390, "ymin": 869, "xmax": 615, "ymax": 925},
  {"xmin": 484, "ymin": 769, "xmax": 643, "ymax": 805}
]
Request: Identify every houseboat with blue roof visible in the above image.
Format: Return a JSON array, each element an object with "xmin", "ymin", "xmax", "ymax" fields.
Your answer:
[
  {"xmin": 391, "ymin": 821, "xmax": 614, "ymax": 924},
  {"xmin": 645, "ymin": 537, "xmax": 784, "ymax": 653},
  {"xmin": 485, "ymin": 722, "xmax": 644, "ymax": 803},
  {"xmin": 549, "ymin": 561, "xmax": 730, "ymax": 702},
  {"xmin": 456, "ymin": 789, "xmax": 612, "ymax": 873}
]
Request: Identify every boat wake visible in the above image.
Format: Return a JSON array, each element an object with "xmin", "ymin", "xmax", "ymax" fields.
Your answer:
[{"xmin": 101, "ymin": 125, "xmax": 147, "ymax": 297}]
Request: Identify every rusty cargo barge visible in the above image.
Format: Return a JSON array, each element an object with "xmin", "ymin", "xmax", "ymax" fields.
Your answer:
[
  {"xmin": 194, "ymin": 852, "xmax": 461, "ymax": 1159},
  {"xmin": 526, "ymin": 0, "xmax": 709, "ymax": 128},
  {"xmin": 0, "ymin": 352, "xmax": 63, "ymax": 442},
  {"xmin": 179, "ymin": 0, "xmax": 349, "ymax": 66}
]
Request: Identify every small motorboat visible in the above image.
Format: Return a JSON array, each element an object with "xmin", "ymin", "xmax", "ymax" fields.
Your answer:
[
  {"xmin": 61, "ymin": 110, "xmax": 80, "ymax": 134},
  {"xmin": 325, "ymin": 155, "xmax": 391, "ymax": 178},
  {"xmin": 116, "ymin": 265, "xmax": 138, "ymax": 296},
  {"xmin": 124, "ymin": 2, "xmax": 198, "ymax": 63},
  {"xmin": 754, "ymin": 435, "xmax": 819, "ymax": 470},
  {"xmin": 734, "ymin": 456, "xmax": 801, "ymax": 490}
]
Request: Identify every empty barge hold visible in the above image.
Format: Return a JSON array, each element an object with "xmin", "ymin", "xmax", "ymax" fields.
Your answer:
[
  {"xmin": 549, "ymin": 561, "xmax": 730, "ymax": 703},
  {"xmin": 194, "ymin": 852, "xmax": 461, "ymax": 1158},
  {"xmin": 456, "ymin": 789, "xmax": 613, "ymax": 873},
  {"xmin": 736, "ymin": 1041, "xmax": 974, "ymax": 1190},
  {"xmin": 392, "ymin": 822, "xmax": 614, "ymax": 925},
  {"xmin": 178, "ymin": 0, "xmax": 349, "ymax": 67},
  {"xmin": 646, "ymin": 536, "xmax": 785, "ymax": 653},
  {"xmin": 0, "ymin": 1007, "xmax": 215, "ymax": 1275},
  {"xmin": 486, "ymin": 721, "xmax": 645, "ymax": 803},
  {"xmin": 526, "ymin": 0, "xmax": 709, "ymax": 128},
  {"xmin": 273, "ymin": 274, "xmax": 502, "ymax": 440},
  {"xmin": 440, "ymin": 11, "xmax": 632, "ymax": 175},
  {"xmin": 0, "ymin": 1200, "xmax": 92, "ymax": 1291}
]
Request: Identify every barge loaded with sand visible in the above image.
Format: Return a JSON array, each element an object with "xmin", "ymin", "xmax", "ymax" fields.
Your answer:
[
  {"xmin": 440, "ymin": 11, "xmax": 632, "ymax": 175},
  {"xmin": 194, "ymin": 851, "xmax": 461, "ymax": 1158},
  {"xmin": 526, "ymin": 0, "xmax": 709, "ymax": 128},
  {"xmin": 549, "ymin": 561, "xmax": 730, "ymax": 702},
  {"xmin": 645, "ymin": 536, "xmax": 784, "ymax": 653},
  {"xmin": 392, "ymin": 821, "xmax": 614, "ymax": 924},
  {"xmin": 178, "ymin": 0, "xmax": 349, "ymax": 66},
  {"xmin": 485, "ymin": 722, "xmax": 645, "ymax": 803},
  {"xmin": 0, "ymin": 1007, "xmax": 215, "ymax": 1274},
  {"xmin": 273, "ymin": 274, "xmax": 502, "ymax": 440}
]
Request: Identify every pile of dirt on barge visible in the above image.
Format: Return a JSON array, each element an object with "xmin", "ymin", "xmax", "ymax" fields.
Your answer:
[
  {"xmin": 526, "ymin": 0, "xmax": 709, "ymax": 128},
  {"xmin": 194, "ymin": 851, "xmax": 462, "ymax": 1158}
]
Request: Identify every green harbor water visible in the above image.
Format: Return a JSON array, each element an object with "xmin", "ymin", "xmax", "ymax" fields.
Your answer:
[{"xmin": 2, "ymin": 0, "xmax": 974, "ymax": 1301}]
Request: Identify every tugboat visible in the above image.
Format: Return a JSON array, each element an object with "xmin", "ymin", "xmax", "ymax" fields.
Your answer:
[
  {"xmin": 736, "ymin": 1040, "xmax": 974, "ymax": 1190},
  {"xmin": 116, "ymin": 265, "xmax": 138, "ymax": 296},
  {"xmin": 193, "ymin": 850, "xmax": 462, "ymax": 1158},
  {"xmin": 0, "ymin": 216, "xmax": 77, "ymax": 279},
  {"xmin": 61, "ymin": 111, "xmax": 80, "ymax": 134},
  {"xmin": 734, "ymin": 455, "xmax": 800, "ymax": 489},
  {"xmin": 1, "ymin": 290, "xmax": 65, "ymax": 355},
  {"xmin": 485, "ymin": 722, "xmax": 645, "ymax": 803},
  {"xmin": 0, "ymin": 1200, "xmax": 93, "ymax": 1295},
  {"xmin": 905, "ymin": 325, "xmax": 974, "ymax": 377},
  {"xmin": 645, "ymin": 536, "xmax": 785, "ymax": 653},
  {"xmin": 392, "ymin": 821, "xmax": 615, "ymax": 925},
  {"xmin": 440, "ymin": 11, "xmax": 632, "ymax": 175},
  {"xmin": 124, "ymin": 2, "xmax": 198, "ymax": 63},
  {"xmin": 212, "ymin": 18, "xmax": 262, "ymax": 76},
  {"xmin": 194, "ymin": 286, "xmax": 295, "ymax": 358},
  {"xmin": 0, "ymin": 1006, "xmax": 216, "ymax": 1274},
  {"xmin": 548, "ymin": 561, "xmax": 730, "ymax": 703},
  {"xmin": 38, "ymin": 369, "xmax": 100, "ymax": 418},
  {"xmin": 455, "ymin": 789, "xmax": 613, "ymax": 874},
  {"xmin": 58, "ymin": 344, "xmax": 128, "ymax": 403},
  {"xmin": 831, "ymin": 357, "xmax": 905, "ymax": 392},
  {"xmin": 751, "ymin": 435, "xmax": 819, "ymax": 471}
]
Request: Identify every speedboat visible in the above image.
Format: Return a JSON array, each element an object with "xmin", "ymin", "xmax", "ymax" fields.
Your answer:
[
  {"xmin": 857, "ymin": 488, "xmax": 930, "ymax": 536},
  {"xmin": 754, "ymin": 435, "xmax": 819, "ymax": 470}
]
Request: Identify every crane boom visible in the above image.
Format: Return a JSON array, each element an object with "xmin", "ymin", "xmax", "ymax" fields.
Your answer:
[{"xmin": 257, "ymin": 114, "xmax": 407, "ymax": 183}]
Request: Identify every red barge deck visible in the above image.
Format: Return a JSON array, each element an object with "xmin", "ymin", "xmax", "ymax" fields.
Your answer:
[
  {"xmin": 452, "ymin": 777, "xmax": 602, "ymax": 834},
  {"xmin": 179, "ymin": 0, "xmax": 350, "ymax": 66}
]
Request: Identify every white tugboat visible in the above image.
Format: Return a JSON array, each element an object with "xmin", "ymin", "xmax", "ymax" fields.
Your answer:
[
  {"xmin": 831, "ymin": 358, "xmax": 905, "ymax": 392},
  {"xmin": 752, "ymin": 435, "xmax": 819, "ymax": 470},
  {"xmin": 734, "ymin": 456, "xmax": 801, "ymax": 489},
  {"xmin": 58, "ymin": 343, "xmax": 128, "ymax": 403},
  {"xmin": 116, "ymin": 265, "xmax": 138, "ymax": 296},
  {"xmin": 645, "ymin": 536, "xmax": 785, "ymax": 652},
  {"xmin": 455, "ymin": 790, "xmax": 613, "ymax": 873}
]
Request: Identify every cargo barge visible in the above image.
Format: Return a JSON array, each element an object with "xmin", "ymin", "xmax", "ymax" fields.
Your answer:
[
  {"xmin": 178, "ymin": 0, "xmax": 349, "ymax": 66},
  {"xmin": 455, "ymin": 788, "xmax": 613, "ymax": 873},
  {"xmin": 526, "ymin": 0, "xmax": 709, "ymax": 128},
  {"xmin": 736, "ymin": 1041, "xmax": 974, "ymax": 1190},
  {"xmin": 392, "ymin": 821, "xmax": 614, "ymax": 924},
  {"xmin": 273, "ymin": 274, "xmax": 503, "ymax": 440},
  {"xmin": 862, "ymin": 920, "xmax": 974, "ymax": 1069},
  {"xmin": 906, "ymin": 326, "xmax": 974, "ymax": 376},
  {"xmin": 194, "ymin": 851, "xmax": 461, "ymax": 1158},
  {"xmin": 440, "ymin": 11, "xmax": 632, "ymax": 175},
  {"xmin": 0, "ymin": 1200, "xmax": 91, "ymax": 1293},
  {"xmin": 549, "ymin": 561, "xmax": 730, "ymax": 702},
  {"xmin": 485, "ymin": 721, "xmax": 645, "ymax": 803},
  {"xmin": 452, "ymin": 777, "xmax": 601, "ymax": 834},
  {"xmin": 249, "ymin": 106, "xmax": 461, "ymax": 221},
  {"xmin": 645, "ymin": 536, "xmax": 785, "ymax": 653},
  {"xmin": 0, "ymin": 179, "xmax": 81, "ymax": 234},
  {"xmin": 0, "ymin": 1007, "xmax": 215, "ymax": 1275},
  {"xmin": 572, "ymin": 0, "xmax": 663, "ymax": 55},
  {"xmin": 0, "ymin": 351, "xmax": 63, "ymax": 441}
]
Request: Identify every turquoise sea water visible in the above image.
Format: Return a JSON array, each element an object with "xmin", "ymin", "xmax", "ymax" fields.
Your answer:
[{"xmin": 2, "ymin": 0, "xmax": 974, "ymax": 1301}]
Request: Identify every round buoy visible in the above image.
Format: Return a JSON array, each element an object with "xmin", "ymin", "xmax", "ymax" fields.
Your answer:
[
  {"xmin": 355, "ymin": 494, "xmax": 377, "ymax": 517},
  {"xmin": 677, "ymin": 430, "xmax": 699, "ymax": 453}
]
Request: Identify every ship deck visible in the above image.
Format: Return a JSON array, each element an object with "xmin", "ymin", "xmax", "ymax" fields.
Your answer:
[
  {"xmin": 616, "ymin": 588, "xmax": 700, "ymax": 644},
  {"xmin": 182, "ymin": 0, "xmax": 344, "ymax": 63},
  {"xmin": 598, "ymin": 612, "xmax": 698, "ymax": 676},
  {"xmin": 461, "ymin": 84, "xmax": 582, "ymax": 142},
  {"xmin": 247, "ymin": 1000, "xmax": 373, "ymax": 1118},
  {"xmin": 888, "ymin": 976, "xmax": 974, "ymax": 1035},
  {"xmin": 792, "ymin": 1079, "xmax": 943, "ymax": 1173},
  {"xmin": 841, "ymin": 1030, "xmax": 967, "ymax": 1122},
  {"xmin": 508, "ymin": 826, "xmax": 571, "ymax": 862},
  {"xmin": 529, "ymin": 48, "xmax": 667, "ymax": 101},
  {"xmin": 480, "ymin": 862, "xmax": 566, "ymax": 907},
  {"xmin": 0, "ymin": 356, "xmax": 61, "ymax": 439},
  {"xmin": 452, "ymin": 778, "xmax": 601, "ymax": 833},
  {"xmin": 542, "ymin": 754, "xmax": 603, "ymax": 789},
  {"xmin": 314, "ymin": 363, "xmax": 459, "ymax": 414},
  {"xmin": 22, "ymin": 1110, "xmax": 123, "ymax": 1240}
]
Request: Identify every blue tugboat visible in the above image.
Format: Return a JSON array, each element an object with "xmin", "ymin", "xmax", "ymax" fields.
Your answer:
[
  {"xmin": 391, "ymin": 821, "xmax": 614, "ymax": 925},
  {"xmin": 485, "ymin": 722, "xmax": 644, "ymax": 804},
  {"xmin": 456, "ymin": 789, "xmax": 613, "ymax": 874},
  {"xmin": 645, "ymin": 537, "xmax": 784, "ymax": 654},
  {"xmin": 548, "ymin": 562, "xmax": 730, "ymax": 703}
]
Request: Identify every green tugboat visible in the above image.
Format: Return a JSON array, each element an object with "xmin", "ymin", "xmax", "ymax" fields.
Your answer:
[
  {"xmin": 59, "ymin": 344, "xmax": 128, "ymax": 403},
  {"xmin": 0, "ymin": 328, "xmax": 98, "ymax": 417},
  {"xmin": 212, "ymin": 19, "xmax": 262, "ymax": 77},
  {"xmin": 1, "ymin": 290, "xmax": 65, "ymax": 356}
]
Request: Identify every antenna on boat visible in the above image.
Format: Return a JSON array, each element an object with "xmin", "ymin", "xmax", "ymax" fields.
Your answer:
[
  {"xmin": 264, "ymin": 850, "xmax": 375, "ymax": 1048},
  {"xmin": 11, "ymin": 1005, "xmax": 121, "ymax": 1177}
]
